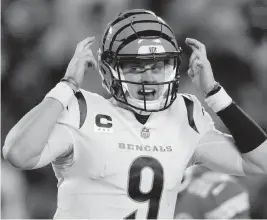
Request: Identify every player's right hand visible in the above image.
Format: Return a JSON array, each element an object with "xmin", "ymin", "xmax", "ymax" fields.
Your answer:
[{"xmin": 64, "ymin": 36, "xmax": 97, "ymax": 88}]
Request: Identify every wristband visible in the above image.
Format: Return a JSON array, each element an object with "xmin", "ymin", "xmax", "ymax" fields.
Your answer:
[
  {"xmin": 60, "ymin": 77, "xmax": 79, "ymax": 93},
  {"xmin": 45, "ymin": 82, "xmax": 75, "ymax": 109},
  {"xmin": 205, "ymin": 82, "xmax": 221, "ymax": 98},
  {"xmin": 205, "ymin": 86, "xmax": 232, "ymax": 112}
]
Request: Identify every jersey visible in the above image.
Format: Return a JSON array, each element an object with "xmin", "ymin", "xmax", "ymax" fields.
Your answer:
[
  {"xmin": 50, "ymin": 89, "xmax": 214, "ymax": 219},
  {"xmin": 174, "ymin": 169, "xmax": 250, "ymax": 219}
]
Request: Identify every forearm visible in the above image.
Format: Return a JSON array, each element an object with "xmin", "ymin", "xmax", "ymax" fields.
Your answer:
[
  {"xmin": 205, "ymin": 87, "xmax": 267, "ymax": 173},
  {"xmin": 3, "ymin": 82, "xmax": 75, "ymax": 169},
  {"xmin": 217, "ymin": 102, "xmax": 266, "ymax": 153},
  {"xmin": 3, "ymin": 98, "xmax": 64, "ymax": 168},
  {"xmin": 218, "ymin": 103, "xmax": 267, "ymax": 173},
  {"xmin": 241, "ymin": 139, "xmax": 267, "ymax": 175}
]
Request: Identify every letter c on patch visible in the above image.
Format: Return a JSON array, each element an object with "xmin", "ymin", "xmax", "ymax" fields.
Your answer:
[{"xmin": 95, "ymin": 114, "xmax": 112, "ymax": 128}]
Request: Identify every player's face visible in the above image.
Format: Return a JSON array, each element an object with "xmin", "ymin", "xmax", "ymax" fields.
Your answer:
[{"xmin": 120, "ymin": 59, "xmax": 174, "ymax": 101}]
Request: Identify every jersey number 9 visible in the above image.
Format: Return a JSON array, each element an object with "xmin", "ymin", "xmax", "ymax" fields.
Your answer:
[{"xmin": 124, "ymin": 156, "xmax": 164, "ymax": 219}]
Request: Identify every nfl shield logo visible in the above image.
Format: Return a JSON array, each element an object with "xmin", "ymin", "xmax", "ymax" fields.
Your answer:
[{"xmin": 141, "ymin": 127, "xmax": 150, "ymax": 139}]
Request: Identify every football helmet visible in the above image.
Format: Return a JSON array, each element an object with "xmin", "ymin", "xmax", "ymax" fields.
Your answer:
[{"xmin": 98, "ymin": 9, "xmax": 182, "ymax": 113}]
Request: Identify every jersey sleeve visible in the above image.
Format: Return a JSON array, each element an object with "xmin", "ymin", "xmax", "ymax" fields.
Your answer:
[
  {"xmin": 181, "ymin": 94, "xmax": 215, "ymax": 136},
  {"xmin": 182, "ymin": 95, "xmax": 245, "ymax": 176},
  {"xmin": 192, "ymin": 128, "xmax": 246, "ymax": 176},
  {"xmin": 204, "ymin": 181, "xmax": 250, "ymax": 219},
  {"xmin": 32, "ymin": 91, "xmax": 88, "ymax": 169},
  {"xmin": 57, "ymin": 91, "xmax": 87, "ymax": 129},
  {"xmin": 32, "ymin": 123, "xmax": 73, "ymax": 169},
  {"xmin": 182, "ymin": 94, "xmax": 216, "ymax": 169}
]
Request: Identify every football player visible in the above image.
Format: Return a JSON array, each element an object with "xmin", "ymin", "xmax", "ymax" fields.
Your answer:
[
  {"xmin": 3, "ymin": 9, "xmax": 267, "ymax": 219},
  {"xmin": 174, "ymin": 166, "xmax": 250, "ymax": 219}
]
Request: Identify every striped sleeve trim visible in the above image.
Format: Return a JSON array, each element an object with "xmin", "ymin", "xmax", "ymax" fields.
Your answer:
[
  {"xmin": 75, "ymin": 91, "xmax": 87, "ymax": 129},
  {"xmin": 182, "ymin": 95, "xmax": 199, "ymax": 133}
]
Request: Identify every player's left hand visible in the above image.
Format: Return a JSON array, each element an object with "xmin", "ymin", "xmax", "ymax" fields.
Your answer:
[{"xmin": 185, "ymin": 38, "xmax": 217, "ymax": 96}]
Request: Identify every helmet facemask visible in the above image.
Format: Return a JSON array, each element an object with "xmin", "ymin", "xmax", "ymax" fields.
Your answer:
[{"xmin": 98, "ymin": 9, "xmax": 182, "ymax": 113}]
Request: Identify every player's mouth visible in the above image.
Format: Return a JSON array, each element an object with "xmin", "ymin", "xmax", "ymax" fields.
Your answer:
[{"xmin": 137, "ymin": 88, "xmax": 157, "ymax": 100}]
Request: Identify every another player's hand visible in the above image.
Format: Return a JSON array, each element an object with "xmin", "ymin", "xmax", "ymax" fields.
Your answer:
[
  {"xmin": 185, "ymin": 38, "xmax": 216, "ymax": 96},
  {"xmin": 64, "ymin": 36, "xmax": 97, "ymax": 88}
]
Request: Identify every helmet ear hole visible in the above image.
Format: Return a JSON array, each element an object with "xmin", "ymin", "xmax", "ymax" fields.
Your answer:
[{"xmin": 101, "ymin": 53, "xmax": 111, "ymax": 64}]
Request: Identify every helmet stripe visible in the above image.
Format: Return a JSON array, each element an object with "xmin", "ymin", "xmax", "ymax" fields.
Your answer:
[
  {"xmin": 102, "ymin": 11, "xmax": 149, "ymax": 51},
  {"xmin": 109, "ymin": 20, "xmax": 174, "ymax": 51},
  {"xmin": 99, "ymin": 10, "xmax": 181, "ymax": 112},
  {"xmin": 115, "ymin": 30, "xmax": 177, "ymax": 54}
]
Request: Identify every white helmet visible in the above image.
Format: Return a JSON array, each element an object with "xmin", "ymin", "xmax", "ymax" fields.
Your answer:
[{"xmin": 98, "ymin": 9, "xmax": 182, "ymax": 113}]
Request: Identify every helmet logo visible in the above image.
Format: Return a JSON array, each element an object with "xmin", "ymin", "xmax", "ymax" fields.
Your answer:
[
  {"xmin": 149, "ymin": 46, "xmax": 157, "ymax": 53},
  {"xmin": 138, "ymin": 45, "xmax": 165, "ymax": 54},
  {"xmin": 141, "ymin": 127, "xmax": 150, "ymax": 139}
]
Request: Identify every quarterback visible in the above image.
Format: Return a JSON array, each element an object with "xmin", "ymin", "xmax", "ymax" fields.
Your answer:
[{"xmin": 3, "ymin": 9, "xmax": 267, "ymax": 219}]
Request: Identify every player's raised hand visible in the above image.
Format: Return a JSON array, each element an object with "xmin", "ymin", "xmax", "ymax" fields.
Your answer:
[
  {"xmin": 64, "ymin": 36, "xmax": 97, "ymax": 88},
  {"xmin": 185, "ymin": 38, "xmax": 216, "ymax": 96}
]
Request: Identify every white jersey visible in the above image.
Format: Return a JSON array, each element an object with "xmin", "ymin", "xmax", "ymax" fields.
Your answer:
[{"xmin": 49, "ymin": 89, "xmax": 239, "ymax": 219}]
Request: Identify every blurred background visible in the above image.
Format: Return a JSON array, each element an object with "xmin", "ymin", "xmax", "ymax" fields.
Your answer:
[{"xmin": 1, "ymin": 0, "xmax": 267, "ymax": 218}]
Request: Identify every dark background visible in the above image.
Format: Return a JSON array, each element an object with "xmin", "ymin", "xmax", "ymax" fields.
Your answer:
[{"xmin": 1, "ymin": 0, "xmax": 267, "ymax": 218}]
